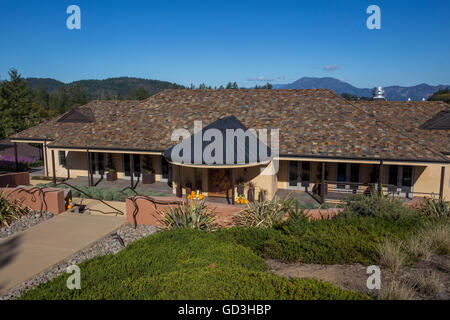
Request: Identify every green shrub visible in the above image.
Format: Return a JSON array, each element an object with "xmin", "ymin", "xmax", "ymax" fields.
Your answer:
[
  {"xmin": 112, "ymin": 192, "xmax": 126, "ymax": 202},
  {"xmin": 19, "ymin": 229, "xmax": 367, "ymax": 300},
  {"xmin": 102, "ymin": 190, "xmax": 114, "ymax": 201},
  {"xmin": 71, "ymin": 189, "xmax": 81, "ymax": 198},
  {"xmin": 220, "ymin": 213, "xmax": 425, "ymax": 265},
  {"xmin": 340, "ymin": 193, "xmax": 414, "ymax": 219},
  {"xmin": 156, "ymin": 198, "xmax": 216, "ymax": 230}
]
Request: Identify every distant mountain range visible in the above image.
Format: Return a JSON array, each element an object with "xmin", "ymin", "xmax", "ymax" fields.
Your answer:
[
  {"xmin": 24, "ymin": 76, "xmax": 449, "ymax": 101},
  {"xmin": 25, "ymin": 77, "xmax": 182, "ymax": 99},
  {"xmin": 273, "ymin": 77, "xmax": 449, "ymax": 101}
]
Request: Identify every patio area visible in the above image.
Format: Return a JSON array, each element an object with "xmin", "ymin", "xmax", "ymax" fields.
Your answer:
[{"xmin": 64, "ymin": 176, "xmax": 173, "ymax": 195}]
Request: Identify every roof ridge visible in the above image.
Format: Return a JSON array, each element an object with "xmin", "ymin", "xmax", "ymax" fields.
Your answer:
[{"xmin": 331, "ymin": 91, "xmax": 448, "ymax": 160}]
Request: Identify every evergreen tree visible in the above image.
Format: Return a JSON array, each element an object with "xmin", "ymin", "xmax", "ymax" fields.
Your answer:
[
  {"xmin": 127, "ymin": 86, "xmax": 151, "ymax": 100},
  {"xmin": 0, "ymin": 68, "xmax": 52, "ymax": 139}
]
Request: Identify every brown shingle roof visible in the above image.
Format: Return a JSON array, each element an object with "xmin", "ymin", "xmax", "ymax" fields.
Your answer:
[
  {"xmin": 10, "ymin": 89, "xmax": 449, "ymax": 162},
  {"xmin": 353, "ymin": 100, "xmax": 450, "ymax": 155}
]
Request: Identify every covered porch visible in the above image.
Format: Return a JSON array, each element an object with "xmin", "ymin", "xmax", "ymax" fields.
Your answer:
[{"xmin": 277, "ymin": 158, "xmax": 448, "ymax": 203}]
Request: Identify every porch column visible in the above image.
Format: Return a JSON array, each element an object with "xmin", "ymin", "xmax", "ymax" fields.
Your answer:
[
  {"xmin": 86, "ymin": 149, "xmax": 91, "ymax": 187},
  {"xmin": 130, "ymin": 154, "xmax": 134, "ymax": 189},
  {"xmin": 44, "ymin": 141, "xmax": 48, "ymax": 177},
  {"xmin": 176, "ymin": 165, "xmax": 182, "ymax": 197},
  {"xmin": 14, "ymin": 142, "xmax": 19, "ymax": 171},
  {"xmin": 51, "ymin": 150, "xmax": 56, "ymax": 185},
  {"xmin": 231, "ymin": 168, "xmax": 235, "ymax": 205},
  {"xmin": 379, "ymin": 160, "xmax": 384, "ymax": 191},
  {"xmin": 320, "ymin": 162, "xmax": 326, "ymax": 203},
  {"xmin": 440, "ymin": 166, "xmax": 445, "ymax": 200},
  {"xmin": 66, "ymin": 152, "xmax": 70, "ymax": 179}
]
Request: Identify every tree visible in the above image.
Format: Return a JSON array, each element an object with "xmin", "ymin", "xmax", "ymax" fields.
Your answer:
[
  {"xmin": 428, "ymin": 87, "xmax": 450, "ymax": 104},
  {"xmin": 33, "ymin": 83, "xmax": 50, "ymax": 108},
  {"xmin": 0, "ymin": 68, "xmax": 52, "ymax": 139},
  {"xmin": 127, "ymin": 86, "xmax": 151, "ymax": 100}
]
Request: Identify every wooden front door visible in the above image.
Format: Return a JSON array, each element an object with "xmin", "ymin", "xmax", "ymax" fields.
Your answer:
[{"xmin": 208, "ymin": 169, "xmax": 231, "ymax": 197}]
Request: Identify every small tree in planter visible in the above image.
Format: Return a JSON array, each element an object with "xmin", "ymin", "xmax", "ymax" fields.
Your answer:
[
  {"xmin": 106, "ymin": 154, "xmax": 117, "ymax": 181},
  {"xmin": 247, "ymin": 182, "xmax": 256, "ymax": 202},
  {"xmin": 142, "ymin": 155, "xmax": 155, "ymax": 184}
]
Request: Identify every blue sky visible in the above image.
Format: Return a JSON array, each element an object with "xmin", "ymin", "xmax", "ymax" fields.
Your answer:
[{"xmin": 0, "ymin": 0, "xmax": 449, "ymax": 88}]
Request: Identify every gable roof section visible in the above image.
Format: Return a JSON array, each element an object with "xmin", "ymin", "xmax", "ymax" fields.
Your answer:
[
  {"xmin": 57, "ymin": 107, "xmax": 95, "ymax": 123},
  {"xmin": 10, "ymin": 89, "xmax": 449, "ymax": 162},
  {"xmin": 163, "ymin": 115, "xmax": 271, "ymax": 165},
  {"xmin": 419, "ymin": 110, "xmax": 450, "ymax": 130}
]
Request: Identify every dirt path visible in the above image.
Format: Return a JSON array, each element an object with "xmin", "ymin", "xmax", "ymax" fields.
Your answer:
[{"xmin": 266, "ymin": 255, "xmax": 450, "ymax": 299}]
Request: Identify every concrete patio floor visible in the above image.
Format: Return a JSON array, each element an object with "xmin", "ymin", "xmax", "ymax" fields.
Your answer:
[
  {"xmin": 0, "ymin": 212, "xmax": 126, "ymax": 295},
  {"xmin": 65, "ymin": 176, "xmax": 173, "ymax": 195}
]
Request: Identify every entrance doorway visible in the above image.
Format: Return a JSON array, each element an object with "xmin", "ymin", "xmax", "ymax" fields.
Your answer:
[
  {"xmin": 123, "ymin": 154, "xmax": 141, "ymax": 179},
  {"xmin": 208, "ymin": 169, "xmax": 231, "ymax": 197},
  {"xmin": 91, "ymin": 153, "xmax": 105, "ymax": 177}
]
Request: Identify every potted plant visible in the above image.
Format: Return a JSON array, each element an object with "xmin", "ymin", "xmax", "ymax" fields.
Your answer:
[
  {"xmin": 106, "ymin": 154, "xmax": 117, "ymax": 181},
  {"xmin": 142, "ymin": 155, "xmax": 155, "ymax": 184},
  {"xmin": 247, "ymin": 182, "xmax": 255, "ymax": 202}
]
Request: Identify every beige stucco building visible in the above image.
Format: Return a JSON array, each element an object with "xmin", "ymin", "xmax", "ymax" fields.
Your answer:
[{"xmin": 10, "ymin": 89, "xmax": 450, "ymax": 203}]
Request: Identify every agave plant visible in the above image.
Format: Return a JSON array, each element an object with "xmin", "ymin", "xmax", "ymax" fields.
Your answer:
[
  {"xmin": 0, "ymin": 191, "xmax": 29, "ymax": 227},
  {"xmin": 234, "ymin": 195, "xmax": 296, "ymax": 228},
  {"xmin": 420, "ymin": 197, "xmax": 449, "ymax": 219},
  {"xmin": 156, "ymin": 198, "xmax": 216, "ymax": 230}
]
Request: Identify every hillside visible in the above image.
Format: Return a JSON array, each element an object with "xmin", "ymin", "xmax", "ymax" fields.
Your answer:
[
  {"xmin": 274, "ymin": 77, "xmax": 449, "ymax": 101},
  {"xmin": 25, "ymin": 76, "xmax": 183, "ymax": 99}
]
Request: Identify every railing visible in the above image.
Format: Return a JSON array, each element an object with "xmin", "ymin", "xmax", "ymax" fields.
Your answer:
[{"xmin": 310, "ymin": 180, "xmax": 438, "ymax": 203}]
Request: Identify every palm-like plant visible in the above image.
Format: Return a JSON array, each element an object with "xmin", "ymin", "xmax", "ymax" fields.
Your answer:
[{"xmin": 156, "ymin": 198, "xmax": 216, "ymax": 230}]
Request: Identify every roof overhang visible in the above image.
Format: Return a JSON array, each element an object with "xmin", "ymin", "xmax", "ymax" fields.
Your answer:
[{"xmin": 277, "ymin": 155, "xmax": 450, "ymax": 165}]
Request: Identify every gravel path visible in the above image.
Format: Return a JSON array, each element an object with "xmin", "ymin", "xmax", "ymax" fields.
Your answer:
[
  {"xmin": 0, "ymin": 223, "xmax": 158, "ymax": 300},
  {"xmin": 0, "ymin": 212, "xmax": 54, "ymax": 239}
]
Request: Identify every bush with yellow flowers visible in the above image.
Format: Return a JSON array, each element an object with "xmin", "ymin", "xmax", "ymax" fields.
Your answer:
[
  {"xmin": 236, "ymin": 195, "xmax": 249, "ymax": 205},
  {"xmin": 187, "ymin": 190, "xmax": 205, "ymax": 200}
]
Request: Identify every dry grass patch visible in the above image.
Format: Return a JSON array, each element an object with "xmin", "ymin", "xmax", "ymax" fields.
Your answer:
[
  {"xmin": 379, "ymin": 279, "xmax": 416, "ymax": 300},
  {"xmin": 376, "ymin": 240, "xmax": 406, "ymax": 273},
  {"xmin": 412, "ymin": 271, "xmax": 443, "ymax": 296}
]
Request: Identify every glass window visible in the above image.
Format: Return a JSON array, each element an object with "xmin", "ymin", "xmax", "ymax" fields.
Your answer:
[
  {"xmin": 58, "ymin": 151, "xmax": 66, "ymax": 167},
  {"xmin": 402, "ymin": 166, "xmax": 413, "ymax": 187},
  {"xmin": 388, "ymin": 165, "xmax": 399, "ymax": 186},
  {"xmin": 288, "ymin": 161, "xmax": 298, "ymax": 186},
  {"xmin": 350, "ymin": 164, "xmax": 360, "ymax": 183},
  {"xmin": 301, "ymin": 162, "xmax": 311, "ymax": 181}
]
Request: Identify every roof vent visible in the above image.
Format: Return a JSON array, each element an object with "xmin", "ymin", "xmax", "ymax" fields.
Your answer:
[{"xmin": 372, "ymin": 86, "xmax": 385, "ymax": 101}]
